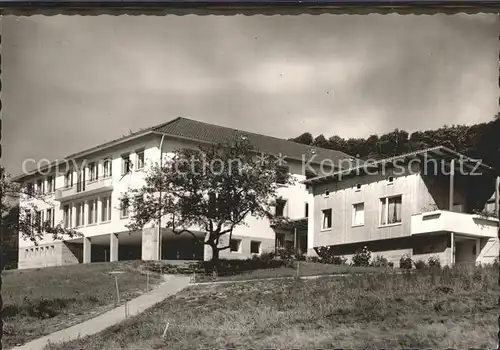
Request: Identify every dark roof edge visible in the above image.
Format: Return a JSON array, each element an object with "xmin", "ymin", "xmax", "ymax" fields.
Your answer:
[{"xmin": 302, "ymin": 145, "xmax": 498, "ymax": 186}]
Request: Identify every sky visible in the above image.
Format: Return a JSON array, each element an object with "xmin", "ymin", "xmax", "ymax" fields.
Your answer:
[{"xmin": 2, "ymin": 13, "xmax": 498, "ymax": 175}]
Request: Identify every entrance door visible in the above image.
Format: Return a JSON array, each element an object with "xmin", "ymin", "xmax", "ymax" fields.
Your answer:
[{"xmin": 455, "ymin": 239, "xmax": 476, "ymax": 265}]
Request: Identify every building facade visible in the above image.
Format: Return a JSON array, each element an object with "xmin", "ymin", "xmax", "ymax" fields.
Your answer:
[
  {"xmin": 15, "ymin": 117, "xmax": 352, "ymax": 269},
  {"xmin": 303, "ymin": 147, "xmax": 500, "ymax": 266}
]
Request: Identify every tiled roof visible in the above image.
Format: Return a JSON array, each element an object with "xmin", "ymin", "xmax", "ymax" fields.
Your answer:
[
  {"xmin": 13, "ymin": 117, "xmax": 356, "ymax": 181},
  {"xmin": 153, "ymin": 117, "xmax": 355, "ymax": 166}
]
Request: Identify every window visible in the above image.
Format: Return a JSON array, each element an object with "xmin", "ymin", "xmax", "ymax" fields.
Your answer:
[
  {"xmin": 380, "ymin": 195, "xmax": 402, "ymax": 226},
  {"xmin": 63, "ymin": 205, "xmax": 72, "ymax": 228},
  {"xmin": 275, "ymin": 199, "xmax": 287, "ymax": 217},
  {"xmin": 88, "ymin": 199, "xmax": 97, "ymax": 224},
  {"xmin": 355, "ymin": 183, "xmax": 362, "ymax": 191},
  {"xmin": 26, "ymin": 182, "xmax": 34, "ymax": 196},
  {"xmin": 135, "ymin": 194, "xmax": 144, "ymax": 208},
  {"xmin": 101, "ymin": 196, "xmax": 112, "ymax": 222},
  {"xmin": 46, "ymin": 207, "xmax": 55, "ymax": 227},
  {"xmin": 76, "ymin": 170, "xmax": 86, "ymax": 192},
  {"xmin": 46, "ymin": 175, "xmax": 55, "ymax": 193},
  {"xmin": 485, "ymin": 200, "xmax": 496, "ymax": 213},
  {"xmin": 276, "ymin": 233, "xmax": 285, "ymax": 249},
  {"xmin": 305, "ymin": 170, "xmax": 316, "ymax": 179},
  {"xmin": 388, "ymin": 176, "xmax": 394, "ymax": 185},
  {"xmin": 276, "ymin": 166, "xmax": 289, "ymax": 185},
  {"xmin": 36, "ymin": 179, "xmax": 45, "ymax": 195},
  {"xmin": 230, "ymin": 239, "xmax": 241, "ymax": 253},
  {"xmin": 136, "ymin": 150, "xmax": 145, "ymax": 170},
  {"xmin": 321, "ymin": 209, "xmax": 332, "ymax": 230},
  {"xmin": 51, "ymin": 245, "xmax": 55, "ymax": 255},
  {"xmin": 305, "ymin": 203, "xmax": 309, "ymax": 218},
  {"xmin": 75, "ymin": 203, "xmax": 85, "ymax": 227},
  {"xmin": 103, "ymin": 158, "xmax": 112, "ymax": 178},
  {"xmin": 352, "ymin": 203, "xmax": 365, "ymax": 226},
  {"xmin": 65, "ymin": 170, "xmax": 73, "ymax": 188},
  {"xmin": 25, "ymin": 210, "xmax": 32, "ymax": 232},
  {"xmin": 88, "ymin": 162, "xmax": 98, "ymax": 182},
  {"xmin": 120, "ymin": 198, "xmax": 130, "ymax": 218},
  {"xmin": 121, "ymin": 154, "xmax": 131, "ymax": 175},
  {"xmin": 324, "ymin": 189, "xmax": 330, "ymax": 198},
  {"xmin": 35, "ymin": 210, "xmax": 43, "ymax": 233},
  {"xmin": 250, "ymin": 241, "xmax": 261, "ymax": 254},
  {"xmin": 472, "ymin": 245, "xmax": 477, "ymax": 255}
]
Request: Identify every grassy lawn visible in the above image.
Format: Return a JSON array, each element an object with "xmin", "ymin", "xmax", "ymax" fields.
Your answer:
[
  {"xmin": 193, "ymin": 261, "xmax": 391, "ymax": 282},
  {"xmin": 45, "ymin": 265, "xmax": 497, "ymax": 349},
  {"xmin": 3, "ymin": 261, "xmax": 164, "ymax": 349}
]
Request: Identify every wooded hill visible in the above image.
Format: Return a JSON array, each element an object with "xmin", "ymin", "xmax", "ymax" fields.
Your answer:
[{"xmin": 290, "ymin": 116, "xmax": 500, "ymax": 170}]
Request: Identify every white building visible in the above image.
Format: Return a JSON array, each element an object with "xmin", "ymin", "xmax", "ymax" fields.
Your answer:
[
  {"xmin": 15, "ymin": 117, "xmax": 353, "ymax": 269},
  {"xmin": 303, "ymin": 146, "xmax": 500, "ymax": 266}
]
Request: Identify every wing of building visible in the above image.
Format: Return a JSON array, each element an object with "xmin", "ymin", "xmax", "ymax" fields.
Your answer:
[
  {"xmin": 14, "ymin": 117, "xmax": 355, "ymax": 269},
  {"xmin": 303, "ymin": 146, "xmax": 500, "ymax": 266}
]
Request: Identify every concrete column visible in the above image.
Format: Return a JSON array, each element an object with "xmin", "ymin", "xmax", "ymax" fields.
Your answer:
[
  {"xmin": 449, "ymin": 159, "xmax": 455, "ymax": 211},
  {"xmin": 495, "ymin": 176, "xmax": 499, "ymax": 215},
  {"xmin": 475, "ymin": 238, "xmax": 481, "ymax": 265},
  {"xmin": 83, "ymin": 237, "xmax": 91, "ymax": 263},
  {"xmin": 450, "ymin": 232, "xmax": 455, "ymax": 266},
  {"xmin": 306, "ymin": 189, "xmax": 317, "ymax": 257},
  {"xmin": 293, "ymin": 227, "xmax": 298, "ymax": 255},
  {"xmin": 141, "ymin": 227, "xmax": 160, "ymax": 261},
  {"xmin": 110, "ymin": 233, "xmax": 119, "ymax": 262}
]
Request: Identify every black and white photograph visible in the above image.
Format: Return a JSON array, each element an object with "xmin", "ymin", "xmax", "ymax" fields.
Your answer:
[{"xmin": 1, "ymin": 9, "xmax": 499, "ymax": 350}]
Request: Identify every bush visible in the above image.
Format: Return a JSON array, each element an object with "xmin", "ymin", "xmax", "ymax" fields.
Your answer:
[
  {"xmin": 400, "ymin": 254, "xmax": 413, "ymax": 269},
  {"xmin": 428, "ymin": 256, "xmax": 441, "ymax": 268},
  {"xmin": 351, "ymin": 246, "xmax": 371, "ymax": 267},
  {"xmin": 307, "ymin": 256, "xmax": 321, "ymax": 263},
  {"xmin": 315, "ymin": 246, "xmax": 347, "ymax": 265},
  {"xmin": 371, "ymin": 255, "xmax": 389, "ymax": 268},
  {"xmin": 259, "ymin": 251, "xmax": 276, "ymax": 262},
  {"xmin": 331, "ymin": 256, "xmax": 347, "ymax": 265},
  {"xmin": 388, "ymin": 262, "xmax": 394, "ymax": 268},
  {"xmin": 275, "ymin": 247, "xmax": 295, "ymax": 260},
  {"xmin": 414, "ymin": 260, "xmax": 427, "ymax": 270}
]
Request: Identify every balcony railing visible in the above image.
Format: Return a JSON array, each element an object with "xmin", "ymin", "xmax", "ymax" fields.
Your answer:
[
  {"xmin": 410, "ymin": 210, "xmax": 498, "ymax": 238},
  {"xmin": 55, "ymin": 176, "xmax": 113, "ymax": 201}
]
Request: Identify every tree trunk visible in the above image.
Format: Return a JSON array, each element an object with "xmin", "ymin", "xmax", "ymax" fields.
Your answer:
[{"xmin": 211, "ymin": 245, "xmax": 220, "ymax": 279}]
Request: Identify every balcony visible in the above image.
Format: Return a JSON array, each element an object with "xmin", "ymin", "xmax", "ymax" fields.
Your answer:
[
  {"xmin": 411, "ymin": 210, "xmax": 498, "ymax": 238},
  {"xmin": 55, "ymin": 177, "xmax": 113, "ymax": 202}
]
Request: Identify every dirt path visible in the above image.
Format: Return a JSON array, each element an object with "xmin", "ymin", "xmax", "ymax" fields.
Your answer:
[{"xmin": 12, "ymin": 275, "xmax": 191, "ymax": 350}]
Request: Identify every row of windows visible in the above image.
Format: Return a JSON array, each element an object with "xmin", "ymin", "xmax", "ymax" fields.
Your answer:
[
  {"xmin": 62, "ymin": 195, "xmax": 115, "ymax": 228},
  {"xmin": 229, "ymin": 239, "xmax": 262, "ymax": 254},
  {"xmin": 26, "ymin": 208, "xmax": 56, "ymax": 233},
  {"xmin": 25, "ymin": 195, "xmax": 135, "ymax": 230},
  {"xmin": 275, "ymin": 199, "xmax": 309, "ymax": 218},
  {"xmin": 321, "ymin": 194, "xmax": 402, "ymax": 230},
  {"xmin": 25, "ymin": 150, "xmax": 146, "ymax": 195},
  {"xmin": 25, "ymin": 245, "xmax": 56, "ymax": 259}
]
